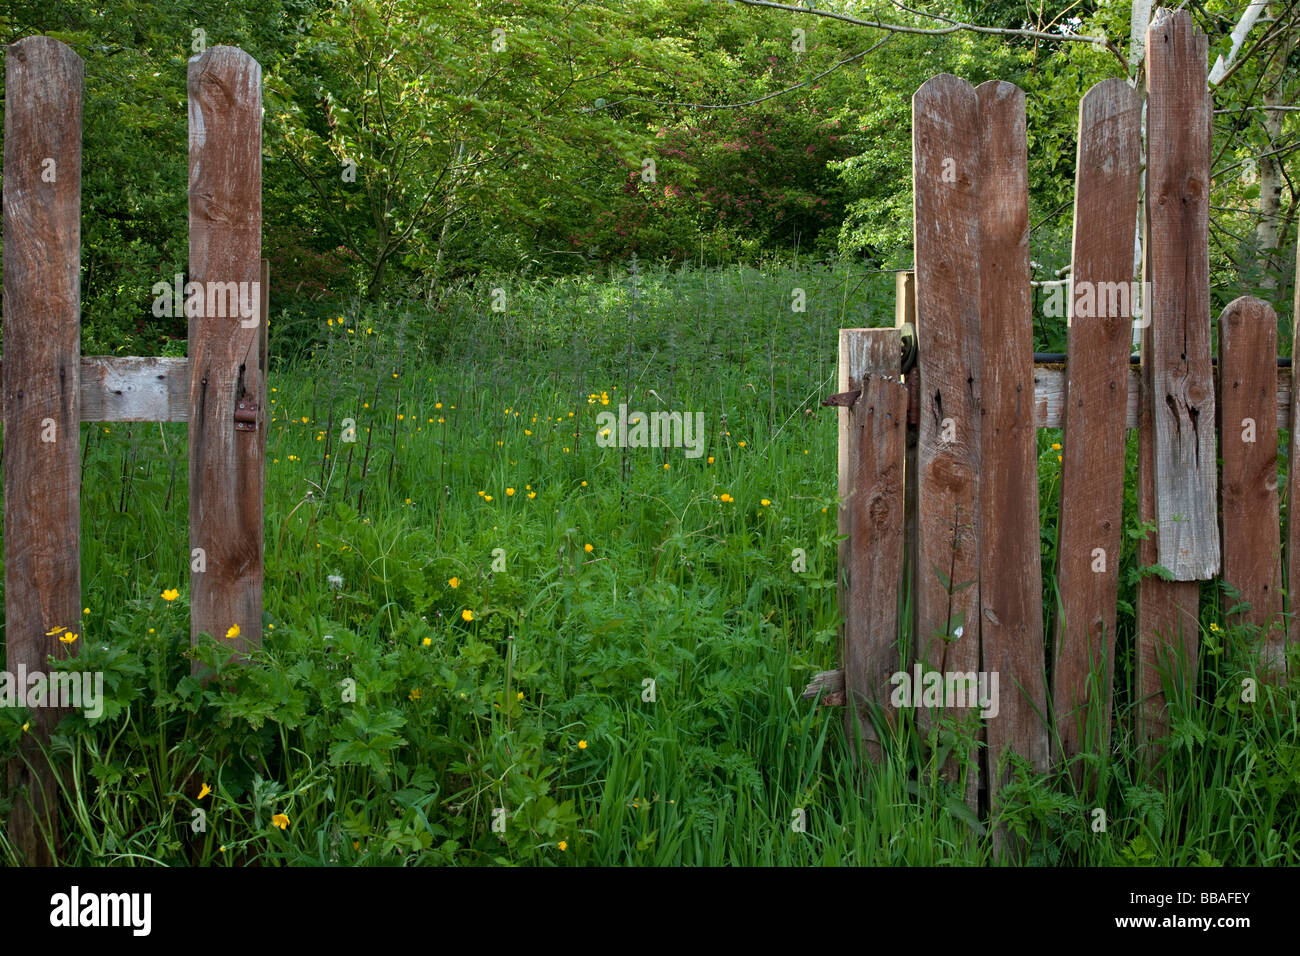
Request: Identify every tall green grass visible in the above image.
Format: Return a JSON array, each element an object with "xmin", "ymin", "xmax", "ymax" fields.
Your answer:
[{"xmin": 1, "ymin": 260, "xmax": 1296, "ymax": 865}]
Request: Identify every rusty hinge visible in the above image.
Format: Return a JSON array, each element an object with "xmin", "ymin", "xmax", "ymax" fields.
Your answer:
[{"xmin": 234, "ymin": 400, "xmax": 259, "ymax": 431}]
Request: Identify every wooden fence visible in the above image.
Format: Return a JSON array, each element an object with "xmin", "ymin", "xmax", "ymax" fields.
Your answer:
[
  {"xmin": 1, "ymin": 36, "xmax": 266, "ymax": 864},
  {"xmin": 813, "ymin": 10, "xmax": 1296, "ymax": 815}
]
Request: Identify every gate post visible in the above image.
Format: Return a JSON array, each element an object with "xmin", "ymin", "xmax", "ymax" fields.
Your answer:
[
  {"xmin": 2, "ymin": 36, "xmax": 83, "ymax": 866},
  {"xmin": 187, "ymin": 47, "xmax": 265, "ymax": 660}
]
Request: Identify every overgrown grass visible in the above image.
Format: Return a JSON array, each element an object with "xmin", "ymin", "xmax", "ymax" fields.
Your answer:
[{"xmin": 1, "ymin": 260, "xmax": 1297, "ymax": 865}]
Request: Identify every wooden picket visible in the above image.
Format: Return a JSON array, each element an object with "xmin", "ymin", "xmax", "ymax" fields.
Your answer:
[
  {"xmin": 1, "ymin": 38, "xmax": 266, "ymax": 865},
  {"xmin": 1051, "ymin": 79, "xmax": 1141, "ymax": 777},
  {"xmin": 1218, "ymin": 298, "xmax": 1284, "ymax": 668},
  {"xmin": 912, "ymin": 74, "xmax": 983, "ymax": 807},
  {"xmin": 1137, "ymin": 10, "xmax": 1212, "ymax": 761},
  {"xmin": 974, "ymin": 80, "xmax": 1048, "ymax": 811},
  {"xmin": 1290, "ymin": 240, "xmax": 1300, "ymax": 655},
  {"xmin": 836, "ymin": 329, "xmax": 907, "ymax": 763}
]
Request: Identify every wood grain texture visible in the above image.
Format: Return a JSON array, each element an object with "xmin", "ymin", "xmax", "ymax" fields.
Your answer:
[
  {"xmin": 77, "ymin": 357, "xmax": 190, "ymax": 421},
  {"xmin": 837, "ymin": 329, "xmax": 907, "ymax": 763},
  {"xmin": 1136, "ymin": 8, "xmax": 1212, "ymax": 764},
  {"xmin": 1051, "ymin": 79, "xmax": 1142, "ymax": 775},
  {"xmin": 1145, "ymin": 9, "xmax": 1219, "ymax": 581},
  {"xmin": 1290, "ymin": 235, "xmax": 1300, "ymax": 650},
  {"xmin": 1136, "ymin": 205, "xmax": 1199, "ymax": 762},
  {"xmin": 1135, "ymin": 349, "xmax": 1200, "ymax": 762},
  {"xmin": 912, "ymin": 74, "xmax": 982, "ymax": 805},
  {"xmin": 187, "ymin": 46, "xmax": 264, "ymax": 660},
  {"xmin": 2, "ymin": 35, "xmax": 83, "ymax": 866},
  {"xmin": 974, "ymin": 81, "xmax": 1048, "ymax": 807},
  {"xmin": 1218, "ymin": 297, "xmax": 1285, "ymax": 675}
]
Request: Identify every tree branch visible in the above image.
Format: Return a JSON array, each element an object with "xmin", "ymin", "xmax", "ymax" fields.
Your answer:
[{"xmin": 724, "ymin": 0, "xmax": 1128, "ymax": 70}]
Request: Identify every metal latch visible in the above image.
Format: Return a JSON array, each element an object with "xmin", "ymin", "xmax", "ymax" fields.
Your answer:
[{"xmin": 234, "ymin": 400, "xmax": 259, "ymax": 431}]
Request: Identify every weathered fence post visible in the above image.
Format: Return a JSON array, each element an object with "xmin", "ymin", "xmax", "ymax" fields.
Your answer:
[
  {"xmin": 1051, "ymin": 79, "xmax": 1141, "ymax": 782},
  {"xmin": 1289, "ymin": 237, "xmax": 1300, "ymax": 656},
  {"xmin": 2, "ymin": 35, "xmax": 83, "ymax": 866},
  {"xmin": 974, "ymin": 80, "xmax": 1048, "ymax": 817},
  {"xmin": 912, "ymin": 74, "xmax": 983, "ymax": 808},
  {"xmin": 1136, "ymin": 9, "xmax": 1213, "ymax": 762},
  {"xmin": 836, "ymin": 329, "xmax": 907, "ymax": 763},
  {"xmin": 1218, "ymin": 297, "xmax": 1285, "ymax": 674},
  {"xmin": 187, "ymin": 47, "xmax": 265, "ymax": 660}
]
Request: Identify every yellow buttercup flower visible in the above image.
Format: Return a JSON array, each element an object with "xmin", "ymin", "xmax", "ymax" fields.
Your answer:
[
  {"xmin": 271, "ymin": 813, "xmax": 289, "ymax": 830},
  {"xmin": 422, "ymin": 637, "xmax": 432, "ymax": 647},
  {"xmin": 516, "ymin": 691, "xmax": 524, "ymax": 701},
  {"xmin": 527, "ymin": 491, "xmax": 536, "ymax": 499},
  {"xmin": 225, "ymin": 623, "xmax": 240, "ymax": 640},
  {"xmin": 162, "ymin": 588, "xmax": 179, "ymax": 602},
  {"xmin": 46, "ymin": 625, "xmax": 67, "ymax": 636},
  {"xmin": 584, "ymin": 543, "xmax": 593, "ymax": 553},
  {"xmin": 59, "ymin": 632, "xmax": 78, "ymax": 645},
  {"xmin": 449, "ymin": 577, "xmax": 460, "ymax": 588},
  {"xmin": 198, "ymin": 783, "xmax": 211, "ymax": 800},
  {"xmin": 409, "ymin": 688, "xmax": 422, "ymax": 702},
  {"xmin": 578, "ymin": 739, "xmax": 588, "ymax": 750},
  {"xmin": 760, "ymin": 499, "xmax": 771, "ymax": 507},
  {"xmin": 462, "ymin": 609, "xmax": 474, "ymax": 622},
  {"xmin": 1051, "ymin": 442, "xmax": 1061, "ymax": 451},
  {"xmin": 506, "ymin": 488, "xmax": 515, "ymax": 496},
  {"xmin": 558, "ymin": 840, "xmax": 568, "ymax": 851}
]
